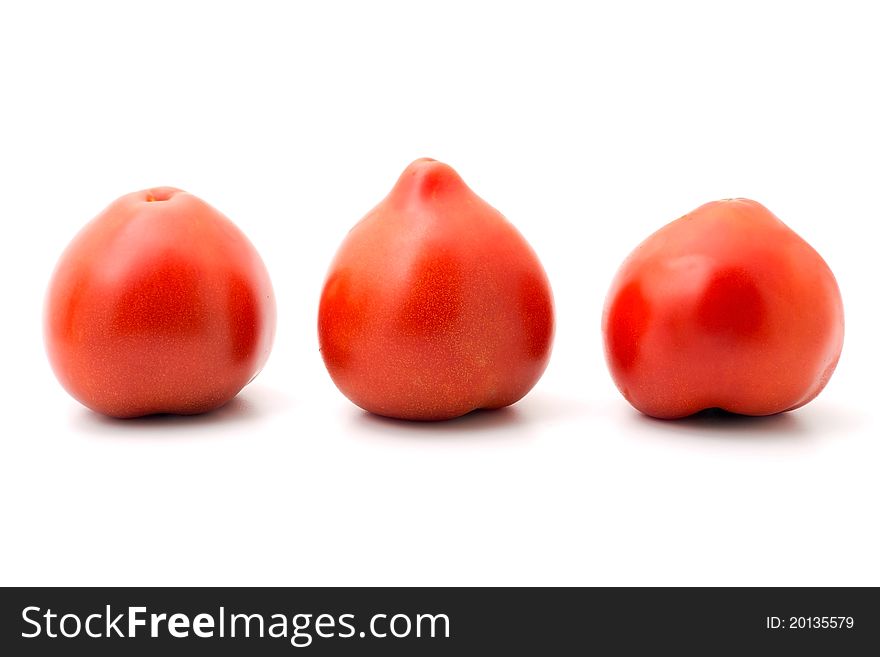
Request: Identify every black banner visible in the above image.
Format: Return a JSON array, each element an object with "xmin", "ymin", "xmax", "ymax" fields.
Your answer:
[{"xmin": 1, "ymin": 587, "xmax": 876, "ymax": 654}]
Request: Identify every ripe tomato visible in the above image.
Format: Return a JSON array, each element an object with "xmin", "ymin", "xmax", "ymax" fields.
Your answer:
[
  {"xmin": 318, "ymin": 158, "xmax": 554, "ymax": 421},
  {"xmin": 45, "ymin": 187, "xmax": 276, "ymax": 418},
  {"xmin": 602, "ymin": 198, "xmax": 843, "ymax": 419}
]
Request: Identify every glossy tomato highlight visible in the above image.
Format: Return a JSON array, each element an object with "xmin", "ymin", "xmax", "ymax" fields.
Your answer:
[
  {"xmin": 318, "ymin": 158, "xmax": 554, "ymax": 421},
  {"xmin": 45, "ymin": 187, "xmax": 276, "ymax": 418},
  {"xmin": 603, "ymin": 199, "xmax": 843, "ymax": 419}
]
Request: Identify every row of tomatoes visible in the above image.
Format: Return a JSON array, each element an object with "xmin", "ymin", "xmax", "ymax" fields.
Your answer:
[{"xmin": 45, "ymin": 158, "xmax": 843, "ymax": 421}]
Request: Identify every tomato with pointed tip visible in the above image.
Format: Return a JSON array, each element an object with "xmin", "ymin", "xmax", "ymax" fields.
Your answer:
[
  {"xmin": 318, "ymin": 158, "xmax": 554, "ymax": 421},
  {"xmin": 602, "ymin": 198, "xmax": 844, "ymax": 419},
  {"xmin": 45, "ymin": 187, "xmax": 276, "ymax": 418}
]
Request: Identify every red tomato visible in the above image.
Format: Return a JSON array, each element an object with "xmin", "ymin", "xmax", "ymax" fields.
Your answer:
[
  {"xmin": 603, "ymin": 198, "xmax": 844, "ymax": 419},
  {"xmin": 45, "ymin": 187, "xmax": 276, "ymax": 418},
  {"xmin": 318, "ymin": 158, "xmax": 554, "ymax": 421}
]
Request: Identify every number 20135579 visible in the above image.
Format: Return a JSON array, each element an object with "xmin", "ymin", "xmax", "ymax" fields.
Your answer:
[{"xmin": 766, "ymin": 616, "xmax": 854, "ymax": 630}]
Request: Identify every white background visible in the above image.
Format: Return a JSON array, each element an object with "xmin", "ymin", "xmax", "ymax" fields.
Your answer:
[{"xmin": 1, "ymin": 1, "xmax": 877, "ymax": 586}]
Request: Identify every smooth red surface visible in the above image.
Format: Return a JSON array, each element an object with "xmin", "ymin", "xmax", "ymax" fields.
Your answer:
[
  {"xmin": 602, "ymin": 199, "xmax": 844, "ymax": 419},
  {"xmin": 318, "ymin": 159, "xmax": 554, "ymax": 421},
  {"xmin": 45, "ymin": 187, "xmax": 276, "ymax": 418}
]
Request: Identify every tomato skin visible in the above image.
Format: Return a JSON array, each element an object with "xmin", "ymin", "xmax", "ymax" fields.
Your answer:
[
  {"xmin": 602, "ymin": 198, "xmax": 844, "ymax": 419},
  {"xmin": 44, "ymin": 187, "xmax": 276, "ymax": 418},
  {"xmin": 318, "ymin": 159, "xmax": 554, "ymax": 421}
]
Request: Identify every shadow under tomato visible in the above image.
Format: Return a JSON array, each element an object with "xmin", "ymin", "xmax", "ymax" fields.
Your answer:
[
  {"xmin": 351, "ymin": 392, "xmax": 590, "ymax": 441},
  {"xmin": 633, "ymin": 407, "xmax": 811, "ymax": 440},
  {"xmin": 353, "ymin": 405, "xmax": 532, "ymax": 440},
  {"xmin": 71, "ymin": 384, "xmax": 290, "ymax": 436}
]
